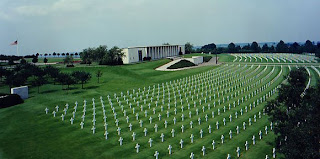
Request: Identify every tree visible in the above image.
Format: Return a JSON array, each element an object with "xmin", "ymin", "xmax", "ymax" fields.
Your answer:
[
  {"xmin": 304, "ymin": 40, "xmax": 315, "ymax": 53},
  {"xmin": 36, "ymin": 53, "xmax": 39, "ymax": 57},
  {"xmin": 32, "ymin": 56, "xmax": 38, "ymax": 63},
  {"xmin": 8, "ymin": 58, "xmax": 14, "ymax": 65},
  {"xmin": 227, "ymin": 43, "xmax": 236, "ymax": 53},
  {"xmin": 20, "ymin": 58, "xmax": 27, "ymax": 64},
  {"xmin": 250, "ymin": 41, "xmax": 261, "ymax": 52},
  {"xmin": 44, "ymin": 65, "xmax": 60, "ymax": 84},
  {"xmin": 201, "ymin": 43, "xmax": 216, "ymax": 53},
  {"xmin": 44, "ymin": 58, "xmax": 48, "ymax": 64},
  {"xmin": 66, "ymin": 53, "xmax": 69, "ymax": 56},
  {"xmin": 185, "ymin": 42, "xmax": 194, "ymax": 54},
  {"xmin": 262, "ymin": 44, "xmax": 269, "ymax": 53},
  {"xmin": 289, "ymin": 42, "xmax": 301, "ymax": 54},
  {"xmin": 57, "ymin": 53, "xmax": 60, "ymax": 57},
  {"xmin": 0, "ymin": 66, "xmax": 6, "ymax": 82},
  {"xmin": 62, "ymin": 53, "xmax": 65, "ymax": 56},
  {"xmin": 57, "ymin": 73, "xmax": 75, "ymax": 90},
  {"xmin": 75, "ymin": 52, "xmax": 78, "ymax": 56},
  {"xmin": 44, "ymin": 53, "xmax": 48, "ymax": 57},
  {"xmin": 162, "ymin": 43, "xmax": 170, "ymax": 45},
  {"xmin": 100, "ymin": 46, "xmax": 124, "ymax": 65},
  {"xmin": 31, "ymin": 75, "xmax": 47, "ymax": 93},
  {"xmin": 53, "ymin": 52, "xmax": 56, "ymax": 57},
  {"xmin": 265, "ymin": 68, "xmax": 319, "ymax": 159},
  {"xmin": 269, "ymin": 45, "xmax": 275, "ymax": 53},
  {"xmin": 96, "ymin": 70, "xmax": 103, "ymax": 83},
  {"xmin": 72, "ymin": 71, "xmax": 91, "ymax": 89},
  {"xmin": 276, "ymin": 40, "xmax": 288, "ymax": 53},
  {"xmin": 63, "ymin": 55, "xmax": 73, "ymax": 65}
]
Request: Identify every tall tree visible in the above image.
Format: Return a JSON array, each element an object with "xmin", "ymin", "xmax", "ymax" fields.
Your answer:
[
  {"xmin": 44, "ymin": 58, "xmax": 48, "ymax": 64},
  {"xmin": 227, "ymin": 42, "xmax": 236, "ymax": 53},
  {"xmin": 96, "ymin": 70, "xmax": 103, "ymax": 83},
  {"xmin": 32, "ymin": 56, "xmax": 38, "ymax": 64},
  {"xmin": 289, "ymin": 42, "xmax": 301, "ymax": 54},
  {"xmin": 250, "ymin": 41, "xmax": 261, "ymax": 52},
  {"xmin": 185, "ymin": 42, "xmax": 194, "ymax": 54},
  {"xmin": 304, "ymin": 40, "xmax": 315, "ymax": 53},
  {"xmin": 72, "ymin": 71, "xmax": 91, "ymax": 89},
  {"xmin": 262, "ymin": 44, "xmax": 269, "ymax": 53},
  {"xmin": 201, "ymin": 43, "xmax": 216, "ymax": 53},
  {"xmin": 63, "ymin": 55, "xmax": 73, "ymax": 65},
  {"xmin": 276, "ymin": 40, "xmax": 288, "ymax": 53}
]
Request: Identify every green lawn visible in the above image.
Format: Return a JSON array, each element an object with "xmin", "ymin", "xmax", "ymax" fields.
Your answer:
[{"xmin": 0, "ymin": 58, "xmax": 315, "ymax": 159}]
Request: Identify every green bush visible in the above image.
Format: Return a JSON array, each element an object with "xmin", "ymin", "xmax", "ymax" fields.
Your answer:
[
  {"xmin": 203, "ymin": 56, "xmax": 212, "ymax": 62},
  {"xmin": 168, "ymin": 60, "xmax": 195, "ymax": 69},
  {"xmin": 0, "ymin": 93, "xmax": 24, "ymax": 108}
]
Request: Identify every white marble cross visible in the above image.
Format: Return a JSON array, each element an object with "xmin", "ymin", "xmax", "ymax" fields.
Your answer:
[
  {"xmin": 154, "ymin": 151, "xmax": 159, "ymax": 159},
  {"xmin": 45, "ymin": 107, "xmax": 49, "ymax": 114},
  {"xmin": 221, "ymin": 135, "xmax": 224, "ymax": 144},
  {"xmin": 148, "ymin": 138, "xmax": 153, "ymax": 147},
  {"xmin": 132, "ymin": 132, "xmax": 136, "ymax": 141},
  {"xmin": 171, "ymin": 129, "xmax": 175, "ymax": 137},
  {"xmin": 212, "ymin": 140, "xmax": 215, "ymax": 149},
  {"xmin": 201, "ymin": 146, "xmax": 206, "ymax": 156},
  {"xmin": 117, "ymin": 127, "xmax": 121, "ymax": 135},
  {"xmin": 144, "ymin": 128, "xmax": 147, "ymax": 136},
  {"xmin": 80, "ymin": 121, "xmax": 84, "ymax": 129},
  {"xmin": 135, "ymin": 143, "xmax": 140, "ymax": 153},
  {"xmin": 236, "ymin": 147, "xmax": 240, "ymax": 157},
  {"xmin": 160, "ymin": 133, "xmax": 164, "ymax": 142},
  {"xmin": 168, "ymin": 145, "xmax": 172, "ymax": 154}
]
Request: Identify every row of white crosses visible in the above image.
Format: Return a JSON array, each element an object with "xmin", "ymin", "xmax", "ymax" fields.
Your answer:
[
  {"xmin": 123, "ymin": 65, "xmax": 281, "ymax": 157},
  {"xmin": 232, "ymin": 53, "xmax": 318, "ymax": 63},
  {"xmin": 46, "ymin": 64, "xmax": 285, "ymax": 158}
]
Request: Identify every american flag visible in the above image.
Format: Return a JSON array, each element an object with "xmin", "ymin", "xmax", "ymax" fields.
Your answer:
[{"xmin": 10, "ymin": 40, "xmax": 18, "ymax": 45}]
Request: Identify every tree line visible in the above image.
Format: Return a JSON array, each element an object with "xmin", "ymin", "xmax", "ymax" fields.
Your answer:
[
  {"xmin": 0, "ymin": 63, "xmax": 103, "ymax": 93},
  {"xmin": 79, "ymin": 45, "xmax": 125, "ymax": 65},
  {"xmin": 185, "ymin": 40, "xmax": 320, "ymax": 56}
]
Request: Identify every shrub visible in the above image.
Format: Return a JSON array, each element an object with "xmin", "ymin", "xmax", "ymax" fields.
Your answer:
[
  {"xmin": 168, "ymin": 60, "xmax": 195, "ymax": 69},
  {"xmin": 66, "ymin": 64, "xmax": 74, "ymax": 67},
  {"xmin": 203, "ymin": 56, "xmax": 212, "ymax": 62},
  {"xmin": 0, "ymin": 93, "xmax": 24, "ymax": 108},
  {"xmin": 143, "ymin": 57, "xmax": 152, "ymax": 61}
]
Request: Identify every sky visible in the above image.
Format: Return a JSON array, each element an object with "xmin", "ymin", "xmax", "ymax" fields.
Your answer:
[{"xmin": 0, "ymin": 0, "xmax": 319, "ymax": 55}]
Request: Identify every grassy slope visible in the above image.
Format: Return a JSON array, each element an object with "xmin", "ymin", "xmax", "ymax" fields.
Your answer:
[{"xmin": 0, "ymin": 59, "xmax": 219, "ymax": 159}]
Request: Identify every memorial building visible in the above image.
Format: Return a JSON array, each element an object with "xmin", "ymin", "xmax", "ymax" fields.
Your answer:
[{"xmin": 122, "ymin": 45, "xmax": 185, "ymax": 64}]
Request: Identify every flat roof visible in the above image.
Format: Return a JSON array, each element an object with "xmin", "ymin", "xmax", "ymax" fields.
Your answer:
[{"xmin": 127, "ymin": 45, "xmax": 184, "ymax": 49}]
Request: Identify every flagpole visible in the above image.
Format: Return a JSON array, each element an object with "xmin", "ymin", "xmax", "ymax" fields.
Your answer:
[{"xmin": 17, "ymin": 40, "xmax": 19, "ymax": 56}]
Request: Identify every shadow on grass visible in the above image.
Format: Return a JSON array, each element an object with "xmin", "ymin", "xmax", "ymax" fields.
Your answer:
[
  {"xmin": 85, "ymin": 86, "xmax": 99, "ymax": 89},
  {"xmin": 41, "ymin": 89, "xmax": 59, "ymax": 94}
]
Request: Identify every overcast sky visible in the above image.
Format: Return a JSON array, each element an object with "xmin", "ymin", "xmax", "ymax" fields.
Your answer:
[{"xmin": 0, "ymin": 0, "xmax": 319, "ymax": 55}]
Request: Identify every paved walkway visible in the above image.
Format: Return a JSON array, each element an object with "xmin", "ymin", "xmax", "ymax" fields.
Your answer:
[{"xmin": 155, "ymin": 57, "xmax": 221, "ymax": 71}]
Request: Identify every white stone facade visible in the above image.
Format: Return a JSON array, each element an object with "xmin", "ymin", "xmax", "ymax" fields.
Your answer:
[
  {"xmin": 185, "ymin": 56, "xmax": 204, "ymax": 65},
  {"xmin": 11, "ymin": 86, "xmax": 28, "ymax": 99},
  {"xmin": 122, "ymin": 45, "xmax": 185, "ymax": 64}
]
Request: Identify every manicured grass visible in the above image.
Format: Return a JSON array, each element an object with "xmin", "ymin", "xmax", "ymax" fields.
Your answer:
[
  {"xmin": 167, "ymin": 60, "xmax": 196, "ymax": 69},
  {"xmin": 0, "ymin": 57, "xmax": 315, "ymax": 159}
]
